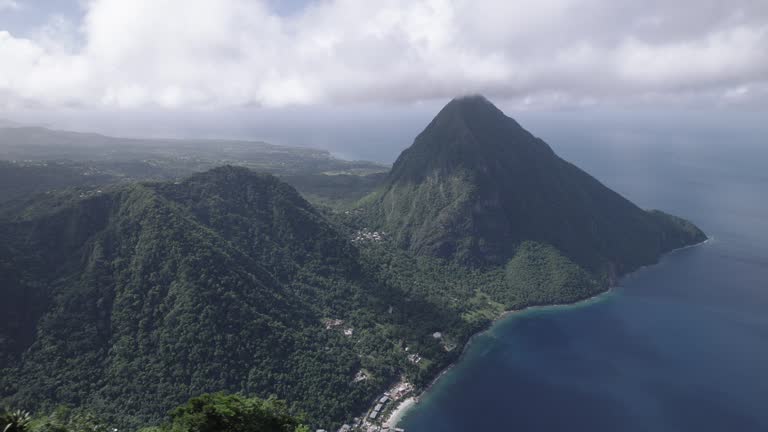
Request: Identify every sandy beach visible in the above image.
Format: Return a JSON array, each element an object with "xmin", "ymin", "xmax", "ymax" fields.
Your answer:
[{"xmin": 383, "ymin": 397, "xmax": 417, "ymax": 428}]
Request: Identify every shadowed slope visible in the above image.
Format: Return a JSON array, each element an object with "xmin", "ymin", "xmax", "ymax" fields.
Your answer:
[{"xmin": 367, "ymin": 95, "xmax": 706, "ymax": 276}]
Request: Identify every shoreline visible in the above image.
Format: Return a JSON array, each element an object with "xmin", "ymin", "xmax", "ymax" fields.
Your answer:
[
  {"xmin": 382, "ymin": 397, "xmax": 417, "ymax": 428},
  {"xmin": 382, "ymin": 236, "xmax": 711, "ymax": 428}
]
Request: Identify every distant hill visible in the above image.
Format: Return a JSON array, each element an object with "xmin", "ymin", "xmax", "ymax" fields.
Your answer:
[
  {"xmin": 364, "ymin": 95, "xmax": 706, "ymax": 278},
  {"xmin": 0, "ymin": 161, "xmax": 116, "ymax": 203},
  {"xmin": 0, "ymin": 126, "xmax": 318, "ymax": 161},
  {"xmin": 0, "ymin": 126, "xmax": 386, "ymax": 176},
  {"xmin": 0, "ymin": 126, "xmax": 388, "ymax": 206}
]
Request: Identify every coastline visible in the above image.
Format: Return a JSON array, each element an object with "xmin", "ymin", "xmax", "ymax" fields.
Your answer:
[
  {"xmin": 383, "ymin": 236, "xmax": 711, "ymax": 428},
  {"xmin": 382, "ymin": 397, "xmax": 417, "ymax": 428}
]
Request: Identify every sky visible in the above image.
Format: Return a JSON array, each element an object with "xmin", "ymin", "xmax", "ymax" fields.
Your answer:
[{"xmin": 1, "ymin": 0, "xmax": 767, "ymax": 161}]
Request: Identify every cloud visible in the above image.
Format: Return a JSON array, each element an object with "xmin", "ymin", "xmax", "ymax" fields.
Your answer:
[
  {"xmin": 0, "ymin": 0, "xmax": 20, "ymax": 12},
  {"xmin": 0, "ymin": 0, "xmax": 766, "ymax": 109}
]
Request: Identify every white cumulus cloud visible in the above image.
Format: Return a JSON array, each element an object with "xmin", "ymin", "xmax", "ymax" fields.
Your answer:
[
  {"xmin": 0, "ymin": 0, "xmax": 766, "ymax": 109},
  {"xmin": 0, "ymin": 0, "xmax": 20, "ymax": 12}
]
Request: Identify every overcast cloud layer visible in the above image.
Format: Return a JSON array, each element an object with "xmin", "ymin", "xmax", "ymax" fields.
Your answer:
[{"xmin": 1, "ymin": 0, "xmax": 767, "ymax": 110}]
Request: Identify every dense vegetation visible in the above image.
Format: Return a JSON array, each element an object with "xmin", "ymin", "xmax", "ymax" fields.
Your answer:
[
  {"xmin": 146, "ymin": 393, "xmax": 309, "ymax": 432},
  {"xmin": 280, "ymin": 172, "xmax": 386, "ymax": 208},
  {"xmin": 1, "ymin": 393, "xmax": 308, "ymax": 432},
  {"xmin": 0, "ymin": 406, "xmax": 111, "ymax": 432},
  {"xmin": 497, "ymin": 241, "xmax": 601, "ymax": 308},
  {"xmin": 0, "ymin": 96, "xmax": 706, "ymax": 430},
  {"xmin": 0, "ymin": 167, "xmax": 396, "ymax": 429}
]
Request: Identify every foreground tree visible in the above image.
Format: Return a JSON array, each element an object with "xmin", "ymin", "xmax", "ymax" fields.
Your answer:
[
  {"xmin": 4, "ymin": 393, "xmax": 307, "ymax": 432},
  {"xmin": 148, "ymin": 393, "xmax": 309, "ymax": 432},
  {"xmin": 1, "ymin": 409, "xmax": 32, "ymax": 432}
]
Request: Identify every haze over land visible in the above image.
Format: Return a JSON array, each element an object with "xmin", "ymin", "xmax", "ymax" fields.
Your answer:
[{"xmin": 1, "ymin": 0, "xmax": 767, "ymax": 163}]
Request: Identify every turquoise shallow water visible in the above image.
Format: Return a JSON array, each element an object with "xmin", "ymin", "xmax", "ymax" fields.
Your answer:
[{"xmin": 400, "ymin": 141, "xmax": 768, "ymax": 431}]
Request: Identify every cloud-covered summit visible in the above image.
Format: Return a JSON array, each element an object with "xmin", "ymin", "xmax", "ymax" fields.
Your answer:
[{"xmin": 1, "ymin": 0, "xmax": 766, "ymax": 109}]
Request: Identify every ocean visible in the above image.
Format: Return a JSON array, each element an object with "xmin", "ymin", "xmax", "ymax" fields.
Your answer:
[{"xmin": 399, "ymin": 136, "xmax": 768, "ymax": 431}]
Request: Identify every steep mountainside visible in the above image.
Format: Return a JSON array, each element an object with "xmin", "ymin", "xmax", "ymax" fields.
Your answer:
[
  {"xmin": 365, "ymin": 95, "xmax": 706, "ymax": 276},
  {"xmin": 0, "ymin": 167, "xmax": 407, "ymax": 429}
]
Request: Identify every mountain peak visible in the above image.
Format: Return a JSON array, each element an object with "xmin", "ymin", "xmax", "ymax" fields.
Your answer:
[
  {"xmin": 438, "ymin": 94, "xmax": 506, "ymax": 122},
  {"xmin": 387, "ymin": 95, "xmax": 547, "ymax": 184},
  {"xmin": 450, "ymin": 93, "xmax": 493, "ymax": 105},
  {"xmin": 186, "ymin": 165, "xmax": 278, "ymax": 186},
  {"xmin": 370, "ymin": 96, "xmax": 706, "ymax": 267},
  {"xmin": 449, "ymin": 94, "xmax": 495, "ymax": 107}
]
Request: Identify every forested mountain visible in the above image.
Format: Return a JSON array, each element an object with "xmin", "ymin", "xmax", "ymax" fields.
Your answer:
[
  {"xmin": 0, "ymin": 96, "xmax": 706, "ymax": 431},
  {"xmin": 0, "ymin": 167, "xmax": 410, "ymax": 429},
  {"xmin": 364, "ymin": 95, "xmax": 706, "ymax": 276}
]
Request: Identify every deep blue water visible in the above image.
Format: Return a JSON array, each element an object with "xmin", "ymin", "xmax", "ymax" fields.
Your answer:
[{"xmin": 400, "ymin": 140, "xmax": 768, "ymax": 432}]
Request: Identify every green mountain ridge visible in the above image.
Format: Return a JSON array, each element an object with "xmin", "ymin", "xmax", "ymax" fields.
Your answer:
[{"xmin": 0, "ymin": 167, "xmax": 408, "ymax": 428}]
